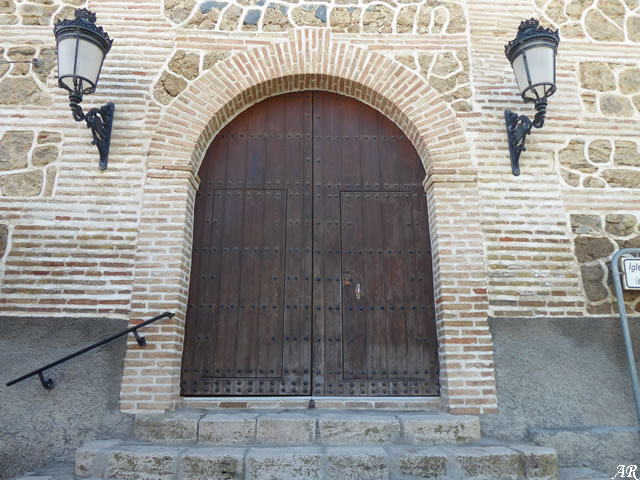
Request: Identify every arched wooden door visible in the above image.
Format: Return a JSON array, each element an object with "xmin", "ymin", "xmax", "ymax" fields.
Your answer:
[{"xmin": 181, "ymin": 92, "xmax": 439, "ymax": 397}]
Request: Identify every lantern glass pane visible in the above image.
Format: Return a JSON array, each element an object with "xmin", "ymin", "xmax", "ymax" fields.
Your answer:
[
  {"xmin": 511, "ymin": 53, "xmax": 529, "ymax": 96},
  {"xmin": 60, "ymin": 75, "xmax": 76, "ymax": 92},
  {"xmin": 76, "ymin": 38, "xmax": 105, "ymax": 86},
  {"xmin": 57, "ymin": 37, "xmax": 78, "ymax": 87},
  {"xmin": 527, "ymin": 44, "xmax": 555, "ymax": 83}
]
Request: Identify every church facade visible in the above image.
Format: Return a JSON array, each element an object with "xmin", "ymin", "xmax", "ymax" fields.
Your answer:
[{"xmin": 1, "ymin": 0, "xmax": 639, "ymax": 477}]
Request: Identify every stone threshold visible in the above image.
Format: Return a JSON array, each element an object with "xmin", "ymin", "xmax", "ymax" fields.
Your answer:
[
  {"xmin": 179, "ymin": 395, "xmax": 441, "ymax": 410},
  {"xmin": 134, "ymin": 410, "xmax": 480, "ymax": 446}
]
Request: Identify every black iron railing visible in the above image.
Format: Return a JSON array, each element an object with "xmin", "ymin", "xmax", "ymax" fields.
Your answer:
[{"xmin": 6, "ymin": 311, "xmax": 175, "ymax": 390}]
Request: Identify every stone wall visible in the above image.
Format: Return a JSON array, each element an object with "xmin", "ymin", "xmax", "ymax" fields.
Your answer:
[
  {"xmin": 0, "ymin": 0, "xmax": 82, "ymax": 26},
  {"xmin": 0, "ymin": 0, "xmax": 639, "ymax": 415},
  {"xmin": 163, "ymin": 0, "xmax": 466, "ymax": 34},
  {"xmin": 152, "ymin": 0, "xmax": 469, "ymax": 110},
  {"xmin": 0, "ymin": 42, "xmax": 60, "ymax": 197},
  {"xmin": 0, "ymin": 130, "xmax": 59, "ymax": 197},
  {"xmin": 571, "ymin": 213, "xmax": 640, "ymax": 314},
  {"xmin": 560, "ymin": 138, "xmax": 640, "ymax": 188},
  {"xmin": 578, "ymin": 60, "xmax": 640, "ymax": 116},
  {"xmin": 537, "ymin": 0, "xmax": 640, "ymax": 42}
]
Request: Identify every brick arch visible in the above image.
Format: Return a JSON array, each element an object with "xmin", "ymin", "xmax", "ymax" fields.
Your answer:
[
  {"xmin": 122, "ymin": 28, "xmax": 496, "ymax": 416},
  {"xmin": 148, "ymin": 28, "xmax": 473, "ymax": 176}
]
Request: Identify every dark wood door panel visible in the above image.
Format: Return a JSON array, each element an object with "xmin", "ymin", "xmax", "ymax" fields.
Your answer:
[
  {"xmin": 182, "ymin": 93, "xmax": 313, "ymax": 396},
  {"xmin": 182, "ymin": 91, "xmax": 438, "ymax": 397},
  {"xmin": 313, "ymin": 92, "xmax": 438, "ymax": 396},
  {"xmin": 340, "ymin": 191, "xmax": 437, "ymax": 395},
  {"xmin": 187, "ymin": 189, "xmax": 288, "ymax": 395}
]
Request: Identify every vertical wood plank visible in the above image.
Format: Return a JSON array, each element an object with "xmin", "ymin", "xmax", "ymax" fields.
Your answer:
[
  {"xmin": 312, "ymin": 91, "xmax": 327, "ymax": 395},
  {"xmin": 340, "ymin": 192, "xmax": 367, "ymax": 382},
  {"xmin": 283, "ymin": 93, "xmax": 306, "ymax": 394}
]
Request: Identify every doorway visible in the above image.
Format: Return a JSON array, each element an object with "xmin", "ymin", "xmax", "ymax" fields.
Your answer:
[{"xmin": 180, "ymin": 92, "xmax": 439, "ymax": 397}]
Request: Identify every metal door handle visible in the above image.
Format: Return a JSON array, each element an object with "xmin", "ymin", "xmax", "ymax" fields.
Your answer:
[{"xmin": 355, "ymin": 283, "xmax": 361, "ymax": 300}]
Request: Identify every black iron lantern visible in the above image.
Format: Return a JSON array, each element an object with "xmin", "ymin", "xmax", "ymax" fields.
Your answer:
[
  {"xmin": 54, "ymin": 9, "xmax": 114, "ymax": 170},
  {"xmin": 504, "ymin": 18, "xmax": 560, "ymax": 176}
]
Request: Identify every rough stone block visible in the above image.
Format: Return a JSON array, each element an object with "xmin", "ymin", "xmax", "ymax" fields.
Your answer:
[
  {"xmin": 168, "ymin": 50, "xmax": 200, "ymax": 80},
  {"xmin": 392, "ymin": 446, "xmax": 448, "ymax": 478},
  {"xmin": 0, "ymin": 170, "xmax": 43, "ymax": 196},
  {"xmin": 602, "ymin": 168, "xmax": 640, "ymax": 188},
  {"xmin": 600, "ymin": 94, "xmax": 635, "ymax": 117},
  {"xmin": 31, "ymin": 145, "xmax": 58, "ymax": 167},
  {"xmin": 75, "ymin": 439, "xmax": 120, "ymax": 478},
  {"xmin": 179, "ymin": 446, "xmax": 245, "ymax": 479},
  {"xmin": 0, "ymin": 76, "xmax": 48, "ymax": 106},
  {"xmin": 579, "ymin": 61, "xmax": 616, "ymax": 92},
  {"xmin": 105, "ymin": 444, "xmax": 179, "ymax": 480},
  {"xmin": 580, "ymin": 264, "xmax": 608, "ymax": 302},
  {"xmin": 574, "ymin": 236, "xmax": 615, "ymax": 263},
  {"xmin": 198, "ymin": 413, "xmax": 257, "ymax": 445},
  {"xmin": 570, "ymin": 214, "xmax": 602, "ymax": 235},
  {"xmin": 0, "ymin": 130, "xmax": 33, "ymax": 171},
  {"xmin": 605, "ymin": 213, "xmax": 637, "ymax": 236},
  {"xmin": 400, "ymin": 414, "xmax": 481, "ymax": 445},
  {"xmin": 447, "ymin": 445, "xmax": 523, "ymax": 479},
  {"xmin": 510, "ymin": 444, "xmax": 558, "ymax": 480},
  {"xmin": 326, "ymin": 446, "xmax": 389, "ymax": 480},
  {"xmin": 134, "ymin": 411, "xmax": 201, "ymax": 443},
  {"xmin": 318, "ymin": 414, "xmax": 400, "ymax": 444},
  {"xmin": 256, "ymin": 413, "xmax": 315, "ymax": 444},
  {"xmin": 585, "ymin": 9, "xmax": 624, "ymax": 41},
  {"xmin": 245, "ymin": 447, "xmax": 322, "ymax": 480}
]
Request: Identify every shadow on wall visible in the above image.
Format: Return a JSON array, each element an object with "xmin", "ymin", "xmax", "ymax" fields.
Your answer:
[
  {"xmin": 483, "ymin": 316, "xmax": 640, "ymax": 472},
  {"xmin": 0, "ymin": 317, "xmax": 134, "ymax": 480}
]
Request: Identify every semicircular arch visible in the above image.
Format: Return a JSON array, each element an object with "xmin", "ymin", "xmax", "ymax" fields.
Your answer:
[{"xmin": 148, "ymin": 28, "xmax": 473, "ymax": 177}]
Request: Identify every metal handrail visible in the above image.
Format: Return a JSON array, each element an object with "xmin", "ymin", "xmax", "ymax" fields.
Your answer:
[
  {"xmin": 611, "ymin": 249, "xmax": 640, "ymax": 424},
  {"xmin": 6, "ymin": 311, "xmax": 175, "ymax": 390}
]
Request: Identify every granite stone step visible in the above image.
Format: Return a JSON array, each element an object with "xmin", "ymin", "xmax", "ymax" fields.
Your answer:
[
  {"xmin": 133, "ymin": 409, "xmax": 482, "ymax": 446},
  {"xmin": 75, "ymin": 439, "xmax": 558, "ymax": 479}
]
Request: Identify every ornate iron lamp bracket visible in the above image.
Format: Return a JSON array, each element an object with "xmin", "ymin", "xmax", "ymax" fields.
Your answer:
[
  {"xmin": 505, "ymin": 99, "xmax": 547, "ymax": 176},
  {"xmin": 69, "ymin": 95, "xmax": 114, "ymax": 170}
]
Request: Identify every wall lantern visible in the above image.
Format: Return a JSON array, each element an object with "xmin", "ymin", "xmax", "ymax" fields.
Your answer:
[
  {"xmin": 54, "ymin": 9, "xmax": 114, "ymax": 170},
  {"xmin": 504, "ymin": 18, "xmax": 560, "ymax": 176}
]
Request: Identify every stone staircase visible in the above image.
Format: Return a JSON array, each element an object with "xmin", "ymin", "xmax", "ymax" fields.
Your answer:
[{"xmin": 73, "ymin": 408, "xmax": 560, "ymax": 479}]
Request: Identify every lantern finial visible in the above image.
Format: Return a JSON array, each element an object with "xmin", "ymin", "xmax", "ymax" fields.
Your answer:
[{"xmin": 75, "ymin": 8, "xmax": 97, "ymax": 23}]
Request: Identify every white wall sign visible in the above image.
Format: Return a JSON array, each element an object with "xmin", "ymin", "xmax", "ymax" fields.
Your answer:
[{"xmin": 621, "ymin": 257, "xmax": 640, "ymax": 290}]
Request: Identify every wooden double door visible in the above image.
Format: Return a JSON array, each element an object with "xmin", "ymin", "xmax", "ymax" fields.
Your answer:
[{"xmin": 181, "ymin": 92, "xmax": 439, "ymax": 397}]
